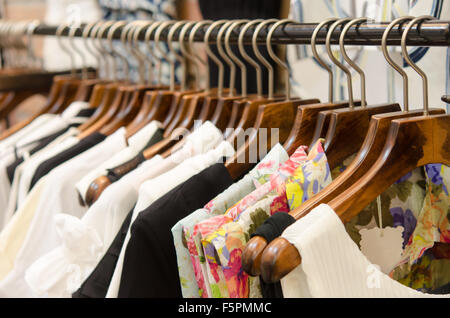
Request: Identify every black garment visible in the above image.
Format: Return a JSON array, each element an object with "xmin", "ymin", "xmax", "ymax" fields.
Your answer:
[
  {"xmin": 7, "ymin": 126, "xmax": 72, "ymax": 184},
  {"xmin": 6, "ymin": 108, "xmax": 96, "ymax": 184},
  {"xmin": 106, "ymin": 128, "xmax": 164, "ymax": 183},
  {"xmin": 250, "ymin": 212, "xmax": 296, "ymax": 298},
  {"xmin": 72, "ymin": 209, "xmax": 133, "ymax": 298},
  {"xmin": 29, "ymin": 132, "xmax": 106, "ymax": 190},
  {"xmin": 118, "ymin": 163, "xmax": 233, "ymax": 298},
  {"xmin": 198, "ymin": 0, "xmax": 282, "ymax": 95}
]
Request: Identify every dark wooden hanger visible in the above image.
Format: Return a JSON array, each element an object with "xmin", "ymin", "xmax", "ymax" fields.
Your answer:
[
  {"xmin": 258, "ymin": 16, "xmax": 450, "ymax": 283},
  {"xmin": 242, "ymin": 17, "xmax": 389, "ymax": 276}
]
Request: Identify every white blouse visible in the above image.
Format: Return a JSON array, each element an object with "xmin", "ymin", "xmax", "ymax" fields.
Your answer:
[
  {"xmin": 0, "ymin": 127, "xmax": 128, "ymax": 297},
  {"xmin": 75, "ymin": 120, "xmax": 163, "ymax": 203},
  {"xmin": 280, "ymin": 204, "xmax": 450, "ymax": 298}
]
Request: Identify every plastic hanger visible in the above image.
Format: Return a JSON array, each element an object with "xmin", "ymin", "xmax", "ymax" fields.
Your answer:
[
  {"xmin": 242, "ymin": 16, "xmax": 445, "ymax": 277},
  {"xmin": 259, "ymin": 16, "xmax": 450, "ymax": 284},
  {"xmin": 317, "ymin": 18, "xmax": 401, "ymax": 169}
]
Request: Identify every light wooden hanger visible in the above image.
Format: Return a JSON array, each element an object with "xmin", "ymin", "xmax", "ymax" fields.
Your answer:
[
  {"xmin": 242, "ymin": 16, "xmax": 445, "ymax": 277},
  {"xmin": 100, "ymin": 21, "xmax": 164, "ymax": 136},
  {"xmin": 259, "ymin": 16, "xmax": 450, "ymax": 284},
  {"xmin": 0, "ymin": 22, "xmax": 89, "ymax": 140},
  {"xmin": 77, "ymin": 21, "xmax": 129, "ymax": 138},
  {"xmin": 76, "ymin": 21, "xmax": 117, "ymax": 132}
]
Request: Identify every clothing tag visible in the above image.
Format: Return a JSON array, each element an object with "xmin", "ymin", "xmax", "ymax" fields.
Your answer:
[{"xmin": 359, "ymin": 226, "xmax": 404, "ymax": 274}]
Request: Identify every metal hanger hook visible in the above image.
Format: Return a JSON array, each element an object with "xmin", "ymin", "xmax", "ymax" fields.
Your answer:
[
  {"xmin": 69, "ymin": 24, "xmax": 88, "ymax": 79},
  {"xmin": 144, "ymin": 21, "xmax": 164, "ymax": 85},
  {"xmin": 179, "ymin": 21, "xmax": 199, "ymax": 90},
  {"xmin": 204, "ymin": 20, "xmax": 228, "ymax": 97},
  {"xmin": 311, "ymin": 18, "xmax": 338, "ymax": 103},
  {"xmin": 325, "ymin": 18, "xmax": 354, "ymax": 107},
  {"xmin": 82, "ymin": 22, "xmax": 102, "ymax": 72},
  {"xmin": 267, "ymin": 19, "xmax": 297, "ymax": 101},
  {"xmin": 168, "ymin": 20, "xmax": 189, "ymax": 91},
  {"xmin": 217, "ymin": 20, "xmax": 237, "ymax": 96},
  {"xmin": 56, "ymin": 23, "xmax": 77, "ymax": 76},
  {"xmin": 253, "ymin": 19, "xmax": 278, "ymax": 99},
  {"xmin": 381, "ymin": 16, "xmax": 414, "ymax": 112},
  {"xmin": 154, "ymin": 20, "xmax": 177, "ymax": 90},
  {"xmin": 225, "ymin": 20, "xmax": 249, "ymax": 97},
  {"xmin": 238, "ymin": 20, "xmax": 263, "ymax": 97},
  {"xmin": 189, "ymin": 20, "xmax": 212, "ymax": 90},
  {"xmin": 401, "ymin": 15, "xmax": 436, "ymax": 116},
  {"xmin": 132, "ymin": 21, "xmax": 154, "ymax": 85},
  {"xmin": 340, "ymin": 17, "xmax": 372, "ymax": 107}
]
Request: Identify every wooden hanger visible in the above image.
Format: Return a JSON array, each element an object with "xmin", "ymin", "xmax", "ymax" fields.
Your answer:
[
  {"xmin": 84, "ymin": 20, "xmax": 204, "ymax": 203},
  {"xmin": 225, "ymin": 19, "xmax": 321, "ymax": 180},
  {"xmin": 282, "ymin": 19, "xmax": 362, "ymax": 155},
  {"xmin": 318, "ymin": 18, "xmax": 401, "ymax": 170},
  {"xmin": 258, "ymin": 16, "xmax": 450, "ymax": 284},
  {"xmin": 241, "ymin": 17, "xmax": 443, "ymax": 277},
  {"xmin": 76, "ymin": 21, "xmax": 135, "ymax": 138},
  {"xmin": 100, "ymin": 21, "xmax": 165, "ymax": 136},
  {"xmin": 124, "ymin": 21, "xmax": 170, "ymax": 138},
  {"xmin": 286, "ymin": 16, "xmax": 445, "ymax": 222}
]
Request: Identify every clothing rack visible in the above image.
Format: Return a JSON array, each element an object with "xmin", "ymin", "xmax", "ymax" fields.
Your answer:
[{"xmin": 31, "ymin": 20, "xmax": 450, "ymax": 47}]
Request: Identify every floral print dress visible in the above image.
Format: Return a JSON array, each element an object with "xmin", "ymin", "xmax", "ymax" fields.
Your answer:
[
  {"xmin": 199, "ymin": 144, "xmax": 309, "ymax": 297},
  {"xmin": 201, "ymin": 140, "xmax": 332, "ymax": 298},
  {"xmin": 171, "ymin": 144, "xmax": 288, "ymax": 298}
]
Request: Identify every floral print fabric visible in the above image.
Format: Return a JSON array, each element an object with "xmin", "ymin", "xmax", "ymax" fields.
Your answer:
[
  {"xmin": 198, "ymin": 144, "xmax": 309, "ymax": 298},
  {"xmin": 340, "ymin": 159, "xmax": 450, "ymax": 293},
  {"xmin": 172, "ymin": 144, "xmax": 288, "ymax": 298},
  {"xmin": 202, "ymin": 140, "xmax": 331, "ymax": 298}
]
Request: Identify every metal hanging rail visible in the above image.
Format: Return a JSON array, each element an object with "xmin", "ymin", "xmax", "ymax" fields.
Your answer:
[{"xmin": 31, "ymin": 20, "xmax": 450, "ymax": 47}]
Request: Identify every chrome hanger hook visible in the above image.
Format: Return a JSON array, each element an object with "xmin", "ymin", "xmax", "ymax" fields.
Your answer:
[
  {"xmin": 340, "ymin": 17, "xmax": 371, "ymax": 107},
  {"xmin": 56, "ymin": 23, "xmax": 77, "ymax": 76},
  {"xmin": 311, "ymin": 18, "xmax": 338, "ymax": 103},
  {"xmin": 217, "ymin": 20, "xmax": 237, "ymax": 96},
  {"xmin": 204, "ymin": 20, "xmax": 228, "ymax": 97},
  {"xmin": 154, "ymin": 20, "xmax": 177, "ymax": 90},
  {"xmin": 225, "ymin": 20, "xmax": 249, "ymax": 97},
  {"xmin": 168, "ymin": 20, "xmax": 189, "ymax": 91},
  {"xmin": 325, "ymin": 18, "xmax": 353, "ymax": 107},
  {"xmin": 267, "ymin": 19, "xmax": 297, "ymax": 101},
  {"xmin": 381, "ymin": 16, "xmax": 414, "ymax": 112},
  {"xmin": 401, "ymin": 15, "xmax": 436, "ymax": 116},
  {"xmin": 189, "ymin": 20, "xmax": 212, "ymax": 90},
  {"xmin": 239, "ymin": 19, "xmax": 263, "ymax": 97},
  {"xmin": 253, "ymin": 19, "xmax": 278, "ymax": 99}
]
